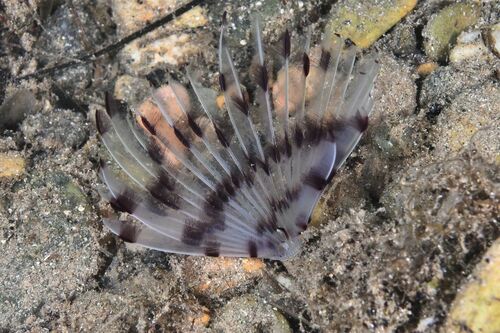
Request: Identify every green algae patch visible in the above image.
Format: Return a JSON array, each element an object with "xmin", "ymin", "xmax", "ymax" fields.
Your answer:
[
  {"xmin": 326, "ymin": 0, "xmax": 417, "ymax": 49},
  {"xmin": 423, "ymin": 3, "xmax": 481, "ymax": 61},
  {"xmin": 444, "ymin": 240, "xmax": 500, "ymax": 333}
]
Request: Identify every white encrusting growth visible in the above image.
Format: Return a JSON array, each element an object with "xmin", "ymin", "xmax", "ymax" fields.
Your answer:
[{"xmin": 96, "ymin": 14, "xmax": 379, "ymax": 260}]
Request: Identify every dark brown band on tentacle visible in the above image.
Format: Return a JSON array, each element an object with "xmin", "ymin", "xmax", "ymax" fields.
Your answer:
[
  {"xmin": 146, "ymin": 139, "xmax": 165, "ymax": 164},
  {"xmin": 231, "ymin": 94, "xmax": 249, "ymax": 116},
  {"xmin": 187, "ymin": 113, "xmax": 203, "ymax": 137},
  {"xmin": 157, "ymin": 169, "xmax": 175, "ymax": 191},
  {"xmin": 173, "ymin": 126, "xmax": 191, "ymax": 148},
  {"xmin": 266, "ymin": 144, "xmax": 281, "ymax": 164},
  {"xmin": 215, "ymin": 186, "xmax": 229, "ymax": 203},
  {"xmin": 320, "ymin": 49, "xmax": 331, "ymax": 71},
  {"xmin": 303, "ymin": 53, "xmax": 310, "ymax": 77},
  {"xmin": 304, "ymin": 169, "xmax": 329, "ymax": 191},
  {"xmin": 118, "ymin": 222, "xmax": 140, "ymax": 243},
  {"xmin": 293, "ymin": 125, "xmax": 304, "ymax": 148},
  {"xmin": 181, "ymin": 219, "xmax": 206, "ymax": 246},
  {"xmin": 283, "ymin": 29, "xmax": 291, "ymax": 58},
  {"xmin": 248, "ymin": 240, "xmax": 258, "ymax": 257},
  {"xmin": 256, "ymin": 216, "xmax": 278, "ymax": 235},
  {"xmin": 146, "ymin": 181, "xmax": 180, "ymax": 210},
  {"xmin": 219, "ymin": 73, "xmax": 226, "ymax": 91},
  {"xmin": 213, "ymin": 123, "xmax": 229, "ymax": 148},
  {"xmin": 352, "ymin": 111, "xmax": 369, "ymax": 132},
  {"xmin": 105, "ymin": 92, "xmax": 127, "ymax": 118},
  {"xmin": 295, "ymin": 213, "xmax": 308, "ymax": 232},
  {"xmin": 95, "ymin": 109, "xmax": 111, "ymax": 135},
  {"xmin": 140, "ymin": 116, "xmax": 156, "ymax": 135},
  {"xmin": 284, "ymin": 133, "xmax": 292, "ymax": 158},
  {"xmin": 230, "ymin": 169, "xmax": 242, "ymax": 189},
  {"xmin": 205, "ymin": 191, "xmax": 224, "ymax": 211},
  {"xmin": 256, "ymin": 64, "xmax": 269, "ymax": 91},
  {"xmin": 221, "ymin": 177, "xmax": 236, "ymax": 197},
  {"xmin": 204, "ymin": 240, "xmax": 220, "ymax": 257},
  {"xmin": 109, "ymin": 190, "xmax": 138, "ymax": 214}
]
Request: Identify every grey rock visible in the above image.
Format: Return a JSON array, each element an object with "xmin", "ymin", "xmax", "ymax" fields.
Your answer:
[
  {"xmin": 0, "ymin": 90, "xmax": 36, "ymax": 130},
  {"xmin": 21, "ymin": 109, "xmax": 88, "ymax": 150}
]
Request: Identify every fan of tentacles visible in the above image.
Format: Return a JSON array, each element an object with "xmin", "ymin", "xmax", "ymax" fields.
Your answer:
[{"xmin": 96, "ymin": 16, "xmax": 379, "ymax": 260}]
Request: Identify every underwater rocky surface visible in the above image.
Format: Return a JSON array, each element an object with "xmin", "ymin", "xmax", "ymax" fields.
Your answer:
[{"xmin": 0, "ymin": 0, "xmax": 498, "ymax": 332}]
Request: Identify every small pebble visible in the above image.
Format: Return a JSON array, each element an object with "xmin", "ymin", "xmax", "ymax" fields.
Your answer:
[
  {"xmin": 417, "ymin": 62, "xmax": 439, "ymax": 76},
  {"xmin": 0, "ymin": 154, "xmax": 25, "ymax": 179},
  {"xmin": 449, "ymin": 30, "xmax": 490, "ymax": 64}
]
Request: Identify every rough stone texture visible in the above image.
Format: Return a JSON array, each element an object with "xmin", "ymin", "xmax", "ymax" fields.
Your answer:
[
  {"xmin": 213, "ymin": 295, "xmax": 292, "ymax": 333},
  {"xmin": 0, "ymin": 150, "xmax": 102, "ymax": 330},
  {"xmin": 181, "ymin": 257, "xmax": 265, "ymax": 298},
  {"xmin": 326, "ymin": 0, "xmax": 418, "ymax": 49},
  {"xmin": 111, "ymin": 0, "xmax": 212, "ymax": 76},
  {"xmin": 443, "ymin": 239, "xmax": 500, "ymax": 333},
  {"xmin": 449, "ymin": 30, "xmax": 494, "ymax": 64},
  {"xmin": 419, "ymin": 60, "xmax": 497, "ymax": 111},
  {"xmin": 422, "ymin": 3, "xmax": 481, "ymax": 62},
  {"xmin": 21, "ymin": 108, "xmax": 89, "ymax": 150},
  {"xmin": 0, "ymin": 0, "xmax": 499, "ymax": 332},
  {"xmin": 0, "ymin": 153, "xmax": 25, "ymax": 179},
  {"xmin": 432, "ymin": 81, "xmax": 499, "ymax": 160},
  {"xmin": 0, "ymin": 89, "xmax": 36, "ymax": 130}
]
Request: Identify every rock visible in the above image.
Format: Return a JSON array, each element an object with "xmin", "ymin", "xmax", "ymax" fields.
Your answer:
[
  {"xmin": 419, "ymin": 63, "xmax": 495, "ymax": 110},
  {"xmin": 111, "ymin": 1, "xmax": 208, "ymax": 36},
  {"xmin": 0, "ymin": 153, "xmax": 25, "ymax": 179},
  {"xmin": 21, "ymin": 109, "xmax": 89, "ymax": 150},
  {"xmin": 326, "ymin": 0, "xmax": 417, "ymax": 48},
  {"xmin": 36, "ymin": 3, "xmax": 102, "ymax": 92},
  {"xmin": 36, "ymin": 3, "xmax": 101, "ymax": 60},
  {"xmin": 0, "ymin": 89, "xmax": 36, "ymax": 130},
  {"xmin": 58, "ymin": 268, "xmax": 210, "ymax": 332},
  {"xmin": 1, "ymin": 0, "xmax": 35, "ymax": 32},
  {"xmin": 433, "ymin": 82, "xmax": 500, "ymax": 159},
  {"xmin": 113, "ymin": 75, "xmax": 151, "ymax": 107},
  {"xmin": 449, "ymin": 30, "xmax": 492, "ymax": 64},
  {"xmin": 182, "ymin": 257, "xmax": 265, "ymax": 297},
  {"xmin": 467, "ymin": 126, "xmax": 500, "ymax": 166},
  {"xmin": 213, "ymin": 295, "xmax": 292, "ymax": 333},
  {"xmin": 386, "ymin": 23, "xmax": 418, "ymax": 57},
  {"xmin": 485, "ymin": 22, "xmax": 500, "ymax": 57},
  {"xmin": 0, "ymin": 165, "xmax": 101, "ymax": 330},
  {"xmin": 443, "ymin": 239, "xmax": 500, "ymax": 333},
  {"xmin": 111, "ymin": 1, "xmax": 211, "ymax": 75},
  {"xmin": 423, "ymin": 3, "xmax": 481, "ymax": 62}
]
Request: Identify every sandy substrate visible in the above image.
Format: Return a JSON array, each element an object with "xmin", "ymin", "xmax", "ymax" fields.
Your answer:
[{"xmin": 0, "ymin": 0, "xmax": 498, "ymax": 332}]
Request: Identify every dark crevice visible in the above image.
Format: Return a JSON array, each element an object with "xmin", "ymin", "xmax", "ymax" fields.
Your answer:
[
  {"xmin": 281, "ymin": 308, "xmax": 320, "ymax": 333},
  {"xmin": 52, "ymin": 84, "xmax": 89, "ymax": 114},
  {"xmin": 414, "ymin": 24, "xmax": 425, "ymax": 55},
  {"xmin": 395, "ymin": 292, "xmax": 425, "ymax": 333},
  {"xmin": 425, "ymin": 102, "xmax": 444, "ymax": 123}
]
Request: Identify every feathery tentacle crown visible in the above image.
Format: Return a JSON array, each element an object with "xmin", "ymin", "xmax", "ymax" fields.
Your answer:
[{"xmin": 96, "ymin": 14, "xmax": 379, "ymax": 260}]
